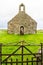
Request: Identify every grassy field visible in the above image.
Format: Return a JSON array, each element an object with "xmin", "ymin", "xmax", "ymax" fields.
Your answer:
[
  {"xmin": 0, "ymin": 29, "xmax": 43, "ymax": 44},
  {"xmin": 0, "ymin": 29, "xmax": 43, "ymax": 65}
]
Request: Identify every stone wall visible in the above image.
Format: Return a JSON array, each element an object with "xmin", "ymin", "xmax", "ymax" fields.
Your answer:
[{"xmin": 8, "ymin": 21, "xmax": 37, "ymax": 34}]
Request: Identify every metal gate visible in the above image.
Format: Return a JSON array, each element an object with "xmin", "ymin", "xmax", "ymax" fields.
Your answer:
[{"xmin": 0, "ymin": 41, "xmax": 43, "ymax": 65}]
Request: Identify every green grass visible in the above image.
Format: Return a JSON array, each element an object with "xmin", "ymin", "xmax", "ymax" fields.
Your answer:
[
  {"xmin": 0, "ymin": 29, "xmax": 43, "ymax": 44},
  {"xmin": 0, "ymin": 29, "xmax": 43, "ymax": 65}
]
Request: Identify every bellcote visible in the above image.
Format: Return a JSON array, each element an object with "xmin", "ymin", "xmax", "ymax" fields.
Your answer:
[{"xmin": 19, "ymin": 3, "xmax": 25, "ymax": 12}]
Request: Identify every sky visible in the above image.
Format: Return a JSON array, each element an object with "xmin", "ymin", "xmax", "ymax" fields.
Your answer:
[{"xmin": 0, "ymin": 0, "xmax": 43, "ymax": 30}]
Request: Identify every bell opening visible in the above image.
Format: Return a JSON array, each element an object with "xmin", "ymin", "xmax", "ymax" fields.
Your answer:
[{"xmin": 21, "ymin": 6, "xmax": 24, "ymax": 11}]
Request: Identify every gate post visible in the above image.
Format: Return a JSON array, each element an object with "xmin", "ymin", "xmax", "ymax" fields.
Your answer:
[
  {"xmin": 0, "ymin": 44, "xmax": 2, "ymax": 65},
  {"xmin": 41, "ymin": 43, "xmax": 43, "ymax": 65},
  {"xmin": 21, "ymin": 41, "xmax": 24, "ymax": 65}
]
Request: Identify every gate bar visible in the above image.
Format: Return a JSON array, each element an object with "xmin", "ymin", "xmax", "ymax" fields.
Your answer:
[
  {"xmin": 41, "ymin": 43, "xmax": 43, "ymax": 65},
  {"xmin": 21, "ymin": 44, "xmax": 24, "ymax": 65},
  {"xmin": 0, "ymin": 44, "xmax": 2, "ymax": 65}
]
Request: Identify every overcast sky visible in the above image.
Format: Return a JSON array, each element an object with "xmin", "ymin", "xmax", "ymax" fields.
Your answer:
[{"xmin": 0, "ymin": 0, "xmax": 43, "ymax": 30}]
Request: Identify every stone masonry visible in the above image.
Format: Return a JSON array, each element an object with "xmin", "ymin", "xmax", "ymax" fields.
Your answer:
[{"xmin": 8, "ymin": 3, "xmax": 37, "ymax": 34}]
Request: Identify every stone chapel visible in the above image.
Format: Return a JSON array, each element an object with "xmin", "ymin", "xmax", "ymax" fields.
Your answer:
[{"xmin": 8, "ymin": 3, "xmax": 37, "ymax": 34}]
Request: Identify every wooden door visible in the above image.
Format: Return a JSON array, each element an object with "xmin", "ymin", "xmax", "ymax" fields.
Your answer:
[{"xmin": 20, "ymin": 26, "xmax": 24, "ymax": 35}]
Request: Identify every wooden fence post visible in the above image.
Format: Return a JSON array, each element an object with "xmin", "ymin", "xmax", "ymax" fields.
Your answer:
[
  {"xmin": 6, "ymin": 59, "xmax": 7, "ymax": 65},
  {"xmin": 16, "ymin": 59, "xmax": 18, "ymax": 65},
  {"xmin": 36, "ymin": 57, "xmax": 39, "ymax": 65},
  {"xmin": 27, "ymin": 58, "xmax": 28, "ymax": 65},
  {"xmin": 0, "ymin": 44, "xmax": 2, "ymax": 65},
  {"xmin": 11, "ymin": 58, "xmax": 13, "ymax": 65},
  {"xmin": 41, "ymin": 43, "xmax": 43, "ymax": 65},
  {"xmin": 21, "ymin": 42, "xmax": 23, "ymax": 65},
  {"xmin": 32, "ymin": 57, "xmax": 33, "ymax": 65}
]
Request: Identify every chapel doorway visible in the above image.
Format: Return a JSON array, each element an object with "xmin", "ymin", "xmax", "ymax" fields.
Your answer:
[{"xmin": 20, "ymin": 26, "xmax": 24, "ymax": 35}]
